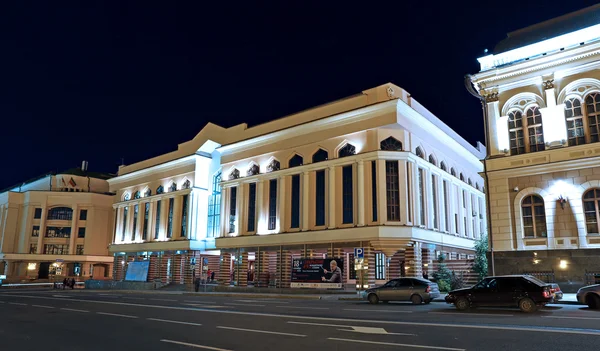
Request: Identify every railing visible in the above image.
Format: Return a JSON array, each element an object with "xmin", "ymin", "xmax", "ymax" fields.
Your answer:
[
  {"xmin": 523, "ymin": 271, "xmax": 555, "ymax": 283},
  {"xmin": 585, "ymin": 271, "xmax": 600, "ymax": 285}
]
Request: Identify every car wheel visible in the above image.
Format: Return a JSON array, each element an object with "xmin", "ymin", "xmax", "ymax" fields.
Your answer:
[
  {"xmin": 455, "ymin": 297, "xmax": 470, "ymax": 311},
  {"xmin": 519, "ymin": 298, "xmax": 537, "ymax": 313},
  {"xmin": 411, "ymin": 294, "xmax": 423, "ymax": 305},
  {"xmin": 368, "ymin": 294, "xmax": 379, "ymax": 305},
  {"xmin": 587, "ymin": 294, "xmax": 600, "ymax": 310}
]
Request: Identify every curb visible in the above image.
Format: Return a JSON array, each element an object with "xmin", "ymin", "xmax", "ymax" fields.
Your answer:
[
  {"xmin": 182, "ymin": 292, "xmax": 322, "ymax": 299},
  {"xmin": 338, "ymin": 297, "xmax": 363, "ymax": 301}
]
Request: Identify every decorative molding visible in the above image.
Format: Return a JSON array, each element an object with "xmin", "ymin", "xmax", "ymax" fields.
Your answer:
[
  {"xmin": 228, "ymin": 169, "xmax": 240, "ymax": 180},
  {"xmin": 501, "ymin": 92, "xmax": 546, "ymax": 116},
  {"xmin": 557, "ymin": 78, "xmax": 600, "ymax": 104},
  {"xmin": 542, "ymin": 79, "xmax": 555, "ymax": 89},
  {"xmin": 484, "ymin": 92, "xmax": 499, "ymax": 103}
]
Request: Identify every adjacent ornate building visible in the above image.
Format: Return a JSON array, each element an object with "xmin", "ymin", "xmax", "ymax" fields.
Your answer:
[
  {"xmin": 468, "ymin": 4, "xmax": 600, "ymax": 291},
  {"xmin": 0, "ymin": 165, "xmax": 114, "ymax": 280}
]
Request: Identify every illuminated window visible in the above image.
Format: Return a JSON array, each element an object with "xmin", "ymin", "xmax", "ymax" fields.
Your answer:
[
  {"xmin": 121, "ymin": 207, "xmax": 128, "ymax": 241},
  {"xmin": 156, "ymin": 185, "xmax": 164, "ymax": 194},
  {"xmin": 32, "ymin": 226, "xmax": 40, "ymax": 237},
  {"xmin": 43, "ymin": 244, "xmax": 69, "ymax": 254},
  {"xmin": 154, "ymin": 200, "xmax": 161, "ymax": 239},
  {"xmin": 315, "ymin": 170, "xmax": 326, "ymax": 226},
  {"xmin": 247, "ymin": 164, "xmax": 260, "ymax": 176},
  {"xmin": 76, "ymin": 245, "xmax": 84, "ymax": 255},
  {"xmin": 181, "ymin": 195, "xmax": 188, "ymax": 237},
  {"xmin": 47, "ymin": 207, "xmax": 73, "ymax": 221},
  {"xmin": 29, "ymin": 244, "xmax": 38, "ymax": 254},
  {"xmin": 565, "ymin": 98, "xmax": 585, "ymax": 146},
  {"xmin": 385, "ymin": 161, "xmax": 400, "ymax": 221},
  {"xmin": 134, "ymin": 191, "xmax": 141, "ymax": 199},
  {"xmin": 338, "ymin": 144, "xmax": 356, "ymax": 158},
  {"xmin": 207, "ymin": 172, "xmax": 221, "ymax": 237},
  {"xmin": 167, "ymin": 198, "xmax": 174, "ymax": 238},
  {"xmin": 375, "ymin": 253, "xmax": 386, "ymax": 280},
  {"xmin": 417, "ymin": 168, "xmax": 425, "ymax": 226},
  {"xmin": 521, "ymin": 195, "xmax": 547, "ymax": 238},
  {"xmin": 371, "ymin": 161, "xmax": 377, "ymax": 222},
  {"xmin": 267, "ymin": 159, "xmax": 280, "ymax": 172},
  {"xmin": 586, "ymin": 93, "xmax": 600, "ymax": 143},
  {"xmin": 289, "ymin": 154, "xmax": 303, "ymax": 168},
  {"xmin": 46, "ymin": 226, "xmax": 71, "ymax": 238},
  {"xmin": 142, "ymin": 203, "xmax": 149, "ymax": 240},
  {"xmin": 247, "ymin": 183, "xmax": 256, "ymax": 232},
  {"xmin": 508, "ymin": 110, "xmax": 525, "ymax": 155},
  {"xmin": 415, "ymin": 147, "xmax": 425, "ymax": 159},
  {"xmin": 584, "ymin": 188, "xmax": 600, "ymax": 234},
  {"xmin": 526, "ymin": 106, "xmax": 545, "ymax": 152},
  {"xmin": 229, "ymin": 187, "xmax": 237, "ymax": 233},
  {"xmin": 268, "ymin": 180, "xmax": 277, "ymax": 230},
  {"xmin": 432, "ymin": 174, "xmax": 438, "ymax": 229},
  {"xmin": 312, "ymin": 149, "xmax": 328, "ymax": 163},
  {"xmin": 342, "ymin": 165, "xmax": 353, "ymax": 224},
  {"xmin": 132, "ymin": 204, "xmax": 138, "ymax": 241},
  {"xmin": 380, "ymin": 137, "xmax": 403, "ymax": 151}
]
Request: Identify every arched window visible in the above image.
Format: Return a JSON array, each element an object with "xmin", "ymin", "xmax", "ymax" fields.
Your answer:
[
  {"xmin": 338, "ymin": 143, "xmax": 356, "ymax": 158},
  {"xmin": 156, "ymin": 185, "xmax": 164, "ymax": 194},
  {"xmin": 468, "ymin": 178, "xmax": 472, "ymax": 186},
  {"xmin": 521, "ymin": 195, "xmax": 546, "ymax": 238},
  {"xmin": 450, "ymin": 168, "xmax": 456, "ymax": 177},
  {"xmin": 144, "ymin": 188, "xmax": 152, "ymax": 197},
  {"xmin": 440, "ymin": 162, "xmax": 447, "ymax": 172},
  {"xmin": 47, "ymin": 207, "xmax": 73, "ymax": 221},
  {"xmin": 475, "ymin": 183, "xmax": 480, "ymax": 191},
  {"xmin": 584, "ymin": 188, "xmax": 600, "ymax": 234},
  {"xmin": 267, "ymin": 159, "xmax": 280, "ymax": 172},
  {"xmin": 312, "ymin": 149, "xmax": 328, "ymax": 163},
  {"xmin": 123, "ymin": 192, "xmax": 131, "ymax": 201},
  {"xmin": 229, "ymin": 169, "xmax": 240, "ymax": 180},
  {"xmin": 526, "ymin": 106, "xmax": 545, "ymax": 152},
  {"xmin": 565, "ymin": 98, "xmax": 585, "ymax": 146},
  {"xmin": 247, "ymin": 164, "xmax": 260, "ymax": 176},
  {"xmin": 415, "ymin": 147, "xmax": 424, "ymax": 159},
  {"xmin": 586, "ymin": 93, "xmax": 600, "ymax": 143},
  {"xmin": 380, "ymin": 137, "xmax": 403, "ymax": 151},
  {"xmin": 428, "ymin": 155, "xmax": 436, "ymax": 166},
  {"xmin": 169, "ymin": 182, "xmax": 178, "ymax": 192},
  {"xmin": 460, "ymin": 173, "xmax": 465, "ymax": 182},
  {"xmin": 133, "ymin": 191, "xmax": 141, "ymax": 199},
  {"xmin": 288, "ymin": 154, "xmax": 303, "ymax": 168},
  {"xmin": 182, "ymin": 179, "xmax": 191, "ymax": 189},
  {"xmin": 508, "ymin": 110, "xmax": 525, "ymax": 155}
]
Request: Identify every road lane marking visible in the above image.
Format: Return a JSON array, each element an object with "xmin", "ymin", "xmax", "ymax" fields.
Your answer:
[
  {"xmin": 150, "ymin": 298, "xmax": 177, "ymax": 302},
  {"xmin": 184, "ymin": 300, "xmax": 217, "ymax": 304},
  {"xmin": 544, "ymin": 316, "xmax": 600, "ymax": 320},
  {"xmin": 225, "ymin": 303, "xmax": 266, "ymax": 307},
  {"xmin": 160, "ymin": 339, "xmax": 232, "ymax": 351},
  {"xmin": 123, "ymin": 297, "xmax": 145, "ymax": 300},
  {"xmin": 287, "ymin": 321, "xmax": 415, "ymax": 336},
  {"xmin": 429, "ymin": 312, "xmax": 514, "ymax": 317},
  {"xmin": 8, "ymin": 302, "xmax": 27, "ymax": 306},
  {"xmin": 344, "ymin": 308, "xmax": 412, "ymax": 313},
  {"xmin": 97, "ymin": 312, "xmax": 138, "ymax": 318},
  {"xmin": 148, "ymin": 318, "xmax": 203, "ymax": 326},
  {"xmin": 7, "ymin": 294, "xmax": 600, "ymax": 336},
  {"xmin": 328, "ymin": 338, "xmax": 465, "ymax": 350},
  {"xmin": 217, "ymin": 326, "xmax": 306, "ymax": 337},
  {"xmin": 61, "ymin": 308, "xmax": 89, "ymax": 313},
  {"xmin": 32, "ymin": 305, "xmax": 55, "ymax": 309},
  {"xmin": 236, "ymin": 299, "xmax": 273, "ymax": 303},
  {"xmin": 276, "ymin": 306, "xmax": 328, "ymax": 310}
]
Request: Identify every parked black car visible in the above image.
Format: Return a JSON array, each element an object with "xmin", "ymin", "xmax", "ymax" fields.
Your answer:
[{"xmin": 445, "ymin": 275, "xmax": 557, "ymax": 313}]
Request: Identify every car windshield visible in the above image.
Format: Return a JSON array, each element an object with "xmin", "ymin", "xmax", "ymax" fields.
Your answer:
[{"xmin": 524, "ymin": 275, "xmax": 547, "ymax": 286}]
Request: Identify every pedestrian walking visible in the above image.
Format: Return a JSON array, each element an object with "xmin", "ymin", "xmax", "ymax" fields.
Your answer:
[{"xmin": 62, "ymin": 278, "xmax": 67, "ymax": 290}]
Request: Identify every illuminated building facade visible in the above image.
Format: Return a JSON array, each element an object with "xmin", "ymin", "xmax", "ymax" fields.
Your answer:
[
  {"xmin": 215, "ymin": 83, "xmax": 486, "ymax": 288},
  {"xmin": 469, "ymin": 4, "xmax": 600, "ymax": 291},
  {"xmin": 0, "ymin": 165, "xmax": 114, "ymax": 280}
]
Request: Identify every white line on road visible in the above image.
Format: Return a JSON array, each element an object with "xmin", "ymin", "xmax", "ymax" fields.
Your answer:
[
  {"xmin": 97, "ymin": 312, "xmax": 138, "ymax": 318},
  {"xmin": 217, "ymin": 326, "xmax": 306, "ymax": 337},
  {"xmin": 160, "ymin": 339, "xmax": 232, "ymax": 351},
  {"xmin": 276, "ymin": 306, "xmax": 328, "ymax": 310},
  {"xmin": 344, "ymin": 308, "xmax": 412, "ymax": 313},
  {"xmin": 123, "ymin": 297, "xmax": 145, "ymax": 300},
  {"xmin": 429, "ymin": 312, "xmax": 514, "ymax": 317},
  {"xmin": 150, "ymin": 298, "xmax": 177, "ymax": 302},
  {"xmin": 184, "ymin": 300, "xmax": 217, "ymax": 304},
  {"xmin": 8, "ymin": 302, "xmax": 27, "ymax": 306},
  {"xmin": 224, "ymin": 303, "xmax": 266, "ymax": 307},
  {"xmin": 544, "ymin": 316, "xmax": 600, "ymax": 320},
  {"xmin": 32, "ymin": 305, "xmax": 55, "ymax": 309},
  {"xmin": 236, "ymin": 299, "xmax": 273, "ymax": 303},
  {"xmin": 61, "ymin": 308, "xmax": 89, "ymax": 313},
  {"xmin": 148, "ymin": 318, "xmax": 203, "ymax": 326},
  {"xmin": 328, "ymin": 338, "xmax": 466, "ymax": 350},
  {"xmin": 287, "ymin": 321, "xmax": 415, "ymax": 336}
]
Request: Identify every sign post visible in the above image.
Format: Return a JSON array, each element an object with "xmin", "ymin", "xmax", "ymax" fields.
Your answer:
[{"xmin": 354, "ymin": 248, "xmax": 364, "ymax": 296}]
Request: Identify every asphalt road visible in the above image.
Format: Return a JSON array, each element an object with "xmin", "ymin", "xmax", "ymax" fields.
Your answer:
[{"xmin": 1, "ymin": 289, "xmax": 599, "ymax": 351}]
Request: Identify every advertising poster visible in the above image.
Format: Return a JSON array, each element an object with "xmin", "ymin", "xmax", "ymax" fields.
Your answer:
[
  {"xmin": 291, "ymin": 258, "xmax": 343, "ymax": 288},
  {"xmin": 125, "ymin": 261, "xmax": 150, "ymax": 282}
]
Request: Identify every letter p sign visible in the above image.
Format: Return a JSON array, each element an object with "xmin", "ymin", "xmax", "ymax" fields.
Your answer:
[{"xmin": 354, "ymin": 247, "xmax": 364, "ymax": 259}]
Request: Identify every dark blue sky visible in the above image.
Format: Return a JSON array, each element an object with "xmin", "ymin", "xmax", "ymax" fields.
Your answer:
[{"xmin": 1, "ymin": 0, "xmax": 597, "ymax": 189}]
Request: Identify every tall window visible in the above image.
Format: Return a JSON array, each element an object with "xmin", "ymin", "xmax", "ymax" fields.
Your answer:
[
  {"xmin": 417, "ymin": 168, "xmax": 425, "ymax": 226},
  {"xmin": 431, "ymin": 175, "xmax": 438, "ymax": 229},
  {"xmin": 385, "ymin": 161, "xmax": 400, "ymax": 221},
  {"xmin": 584, "ymin": 188, "xmax": 600, "ymax": 234},
  {"xmin": 565, "ymin": 98, "xmax": 585, "ymax": 146},
  {"xmin": 462, "ymin": 190, "xmax": 468, "ymax": 236},
  {"xmin": 380, "ymin": 137, "xmax": 402, "ymax": 151},
  {"xmin": 121, "ymin": 207, "xmax": 128, "ymax": 241},
  {"xmin": 154, "ymin": 200, "xmax": 161, "ymax": 239},
  {"xmin": 526, "ymin": 106, "xmax": 545, "ymax": 152},
  {"xmin": 371, "ymin": 161, "xmax": 377, "ymax": 222},
  {"xmin": 78, "ymin": 227, "xmax": 86, "ymax": 238},
  {"xmin": 207, "ymin": 172, "xmax": 221, "ymax": 238},
  {"xmin": 443, "ymin": 180, "xmax": 450, "ymax": 232},
  {"xmin": 268, "ymin": 180, "xmax": 277, "ymax": 230},
  {"xmin": 247, "ymin": 183, "xmax": 256, "ymax": 232},
  {"xmin": 522, "ymin": 194, "xmax": 547, "ymax": 238},
  {"xmin": 132, "ymin": 204, "xmax": 138, "ymax": 241},
  {"xmin": 406, "ymin": 162, "xmax": 412, "ymax": 222},
  {"xmin": 315, "ymin": 170, "xmax": 326, "ymax": 226},
  {"xmin": 181, "ymin": 195, "xmax": 188, "ymax": 237},
  {"xmin": 142, "ymin": 203, "xmax": 149, "ymax": 240},
  {"xmin": 289, "ymin": 155, "xmax": 303, "ymax": 168},
  {"xmin": 167, "ymin": 198, "xmax": 174, "ymax": 238},
  {"xmin": 229, "ymin": 187, "xmax": 237, "ymax": 233},
  {"xmin": 508, "ymin": 110, "xmax": 525, "ymax": 155},
  {"xmin": 47, "ymin": 207, "xmax": 73, "ymax": 220},
  {"xmin": 375, "ymin": 253, "xmax": 386, "ymax": 280},
  {"xmin": 342, "ymin": 165, "xmax": 353, "ymax": 224},
  {"xmin": 440, "ymin": 162, "xmax": 447, "ymax": 172},
  {"xmin": 415, "ymin": 147, "xmax": 424, "ymax": 159},
  {"xmin": 312, "ymin": 149, "xmax": 328, "ymax": 163},
  {"xmin": 428, "ymin": 155, "xmax": 436, "ymax": 166},
  {"xmin": 586, "ymin": 93, "xmax": 600, "ymax": 143},
  {"xmin": 290, "ymin": 174, "xmax": 301, "ymax": 228}
]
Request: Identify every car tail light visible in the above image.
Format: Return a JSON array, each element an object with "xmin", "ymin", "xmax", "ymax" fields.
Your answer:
[
  {"xmin": 426, "ymin": 285, "xmax": 431, "ymax": 293},
  {"xmin": 543, "ymin": 288, "xmax": 551, "ymax": 298}
]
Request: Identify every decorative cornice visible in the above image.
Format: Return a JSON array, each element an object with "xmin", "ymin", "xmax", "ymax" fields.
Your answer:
[
  {"xmin": 484, "ymin": 92, "xmax": 499, "ymax": 103},
  {"xmin": 543, "ymin": 79, "xmax": 555, "ymax": 89}
]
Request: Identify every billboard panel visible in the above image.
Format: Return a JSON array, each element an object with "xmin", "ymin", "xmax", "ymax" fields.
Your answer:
[
  {"xmin": 125, "ymin": 261, "xmax": 150, "ymax": 282},
  {"xmin": 290, "ymin": 258, "xmax": 343, "ymax": 289}
]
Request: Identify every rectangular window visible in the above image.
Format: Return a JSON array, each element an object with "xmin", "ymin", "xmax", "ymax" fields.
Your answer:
[
  {"xmin": 121, "ymin": 207, "xmax": 128, "ymax": 241},
  {"xmin": 371, "ymin": 161, "xmax": 377, "ymax": 222},
  {"xmin": 45, "ymin": 226, "xmax": 71, "ymax": 238},
  {"xmin": 375, "ymin": 253, "xmax": 386, "ymax": 280},
  {"xmin": 479, "ymin": 197, "xmax": 484, "ymax": 236},
  {"xmin": 79, "ymin": 209, "xmax": 88, "ymax": 221},
  {"xmin": 462, "ymin": 190, "xmax": 468, "ymax": 237},
  {"xmin": 247, "ymin": 183, "xmax": 257, "ymax": 232},
  {"xmin": 43, "ymin": 244, "xmax": 69, "ymax": 255},
  {"xmin": 315, "ymin": 170, "xmax": 326, "ymax": 226},
  {"xmin": 154, "ymin": 200, "xmax": 161, "ymax": 239},
  {"xmin": 143, "ymin": 203, "xmax": 149, "ymax": 240},
  {"xmin": 385, "ymin": 161, "xmax": 400, "ymax": 221},
  {"xmin": 229, "ymin": 187, "xmax": 237, "ymax": 233},
  {"xmin": 132, "ymin": 204, "xmax": 139, "ymax": 241},
  {"xmin": 29, "ymin": 244, "xmax": 38, "ymax": 254},
  {"xmin": 181, "ymin": 195, "xmax": 189, "ymax": 237},
  {"xmin": 268, "ymin": 180, "xmax": 277, "ymax": 230},
  {"xmin": 432, "ymin": 175, "xmax": 438, "ymax": 229},
  {"xmin": 167, "ymin": 198, "xmax": 174, "ymax": 238},
  {"xmin": 76, "ymin": 245, "xmax": 84, "ymax": 255},
  {"xmin": 342, "ymin": 165, "xmax": 354, "ymax": 224},
  {"xmin": 34, "ymin": 208, "xmax": 42, "ymax": 219},
  {"xmin": 78, "ymin": 227, "xmax": 86, "ymax": 238},
  {"xmin": 417, "ymin": 168, "xmax": 425, "ymax": 226},
  {"xmin": 407, "ymin": 163, "xmax": 412, "ymax": 222},
  {"xmin": 455, "ymin": 214, "xmax": 459, "ymax": 234},
  {"xmin": 443, "ymin": 180, "xmax": 450, "ymax": 232},
  {"xmin": 290, "ymin": 174, "xmax": 301, "ymax": 229},
  {"xmin": 32, "ymin": 225, "xmax": 40, "ymax": 237},
  {"xmin": 207, "ymin": 173, "xmax": 222, "ymax": 238}
]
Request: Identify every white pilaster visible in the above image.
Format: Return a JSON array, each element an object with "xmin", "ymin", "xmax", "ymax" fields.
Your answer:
[{"xmin": 486, "ymin": 101, "xmax": 503, "ymax": 156}]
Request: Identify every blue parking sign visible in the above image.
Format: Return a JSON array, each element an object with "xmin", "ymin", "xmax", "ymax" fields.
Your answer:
[{"xmin": 354, "ymin": 247, "xmax": 364, "ymax": 259}]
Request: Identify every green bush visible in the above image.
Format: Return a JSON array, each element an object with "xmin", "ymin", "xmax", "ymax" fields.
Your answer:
[{"xmin": 472, "ymin": 235, "xmax": 489, "ymax": 280}]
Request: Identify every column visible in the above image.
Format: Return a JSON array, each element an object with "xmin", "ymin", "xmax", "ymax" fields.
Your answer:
[
  {"xmin": 147, "ymin": 201, "xmax": 155, "ymax": 242},
  {"xmin": 357, "ymin": 161, "xmax": 365, "ymax": 226},
  {"xmin": 485, "ymin": 99, "xmax": 502, "ymax": 156},
  {"xmin": 276, "ymin": 249, "xmax": 291, "ymax": 288},
  {"xmin": 160, "ymin": 197, "xmax": 168, "ymax": 240},
  {"xmin": 236, "ymin": 252, "xmax": 248, "ymax": 287},
  {"xmin": 405, "ymin": 242, "xmax": 423, "ymax": 278},
  {"xmin": 278, "ymin": 176, "xmax": 286, "ymax": 233},
  {"xmin": 173, "ymin": 196, "xmax": 183, "ymax": 239},
  {"xmin": 127, "ymin": 204, "xmax": 135, "ymax": 241},
  {"xmin": 364, "ymin": 245, "xmax": 376, "ymax": 288},
  {"xmin": 302, "ymin": 171, "xmax": 310, "ymax": 231},
  {"xmin": 136, "ymin": 202, "xmax": 145, "ymax": 241},
  {"xmin": 69, "ymin": 204, "xmax": 79, "ymax": 254},
  {"xmin": 218, "ymin": 253, "xmax": 232, "ymax": 285},
  {"xmin": 328, "ymin": 166, "xmax": 336, "ymax": 229},
  {"xmin": 422, "ymin": 246, "xmax": 434, "ymax": 278},
  {"xmin": 36, "ymin": 205, "xmax": 47, "ymax": 254}
]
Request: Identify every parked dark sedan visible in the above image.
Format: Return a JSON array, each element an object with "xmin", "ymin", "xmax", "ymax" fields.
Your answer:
[
  {"xmin": 363, "ymin": 278, "xmax": 441, "ymax": 305},
  {"xmin": 445, "ymin": 275, "xmax": 556, "ymax": 313}
]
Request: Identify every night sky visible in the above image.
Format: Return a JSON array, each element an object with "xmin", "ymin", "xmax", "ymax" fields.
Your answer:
[{"xmin": 1, "ymin": 1, "xmax": 598, "ymax": 190}]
